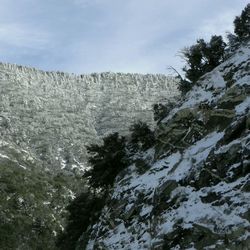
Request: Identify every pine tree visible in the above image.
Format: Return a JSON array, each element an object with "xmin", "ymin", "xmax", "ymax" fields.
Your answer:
[
  {"xmin": 205, "ymin": 35, "xmax": 226, "ymax": 70},
  {"xmin": 234, "ymin": 4, "xmax": 250, "ymax": 41},
  {"xmin": 129, "ymin": 121, "xmax": 155, "ymax": 151},
  {"xmin": 84, "ymin": 133, "xmax": 128, "ymax": 189},
  {"xmin": 226, "ymin": 32, "xmax": 240, "ymax": 54},
  {"xmin": 182, "ymin": 36, "xmax": 226, "ymax": 83},
  {"xmin": 56, "ymin": 191, "xmax": 105, "ymax": 250}
]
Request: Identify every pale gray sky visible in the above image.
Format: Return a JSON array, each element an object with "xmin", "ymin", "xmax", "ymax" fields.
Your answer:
[{"xmin": 0, "ymin": 0, "xmax": 248, "ymax": 74}]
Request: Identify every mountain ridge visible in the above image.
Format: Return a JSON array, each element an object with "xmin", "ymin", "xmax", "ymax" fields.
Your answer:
[{"xmin": 0, "ymin": 63, "xmax": 179, "ymax": 171}]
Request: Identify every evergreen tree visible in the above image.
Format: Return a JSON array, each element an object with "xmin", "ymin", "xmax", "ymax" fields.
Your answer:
[
  {"xmin": 129, "ymin": 121, "xmax": 155, "ymax": 151},
  {"xmin": 234, "ymin": 4, "xmax": 250, "ymax": 41},
  {"xmin": 182, "ymin": 35, "xmax": 226, "ymax": 83},
  {"xmin": 153, "ymin": 103, "xmax": 169, "ymax": 122},
  {"xmin": 182, "ymin": 46, "xmax": 203, "ymax": 83},
  {"xmin": 84, "ymin": 133, "xmax": 128, "ymax": 189},
  {"xmin": 226, "ymin": 32, "xmax": 240, "ymax": 54},
  {"xmin": 56, "ymin": 191, "xmax": 105, "ymax": 250},
  {"xmin": 204, "ymin": 36, "xmax": 226, "ymax": 70}
]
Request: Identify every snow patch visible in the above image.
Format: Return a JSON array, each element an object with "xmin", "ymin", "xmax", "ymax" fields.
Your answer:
[
  {"xmin": 235, "ymin": 96, "xmax": 250, "ymax": 115},
  {"xmin": 0, "ymin": 153, "xmax": 10, "ymax": 160}
]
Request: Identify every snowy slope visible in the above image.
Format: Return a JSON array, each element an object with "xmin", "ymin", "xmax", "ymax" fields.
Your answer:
[
  {"xmin": 0, "ymin": 65, "xmax": 179, "ymax": 171},
  {"xmin": 84, "ymin": 43, "xmax": 250, "ymax": 249}
]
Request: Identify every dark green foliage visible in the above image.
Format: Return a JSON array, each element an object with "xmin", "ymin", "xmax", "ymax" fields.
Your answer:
[
  {"xmin": 182, "ymin": 36, "xmax": 226, "ymax": 83},
  {"xmin": 204, "ymin": 36, "xmax": 226, "ymax": 70},
  {"xmin": 129, "ymin": 121, "xmax": 155, "ymax": 151},
  {"xmin": 226, "ymin": 32, "xmax": 241, "ymax": 55},
  {"xmin": 182, "ymin": 40, "xmax": 205, "ymax": 83},
  {"xmin": 153, "ymin": 102, "xmax": 176, "ymax": 122},
  {"xmin": 0, "ymin": 163, "xmax": 76, "ymax": 250},
  {"xmin": 135, "ymin": 159, "xmax": 151, "ymax": 174},
  {"xmin": 234, "ymin": 4, "xmax": 250, "ymax": 41},
  {"xmin": 167, "ymin": 67, "xmax": 192, "ymax": 94},
  {"xmin": 85, "ymin": 133, "xmax": 128, "ymax": 189},
  {"xmin": 56, "ymin": 191, "xmax": 105, "ymax": 250},
  {"xmin": 176, "ymin": 78, "xmax": 193, "ymax": 94},
  {"xmin": 153, "ymin": 103, "xmax": 169, "ymax": 121}
]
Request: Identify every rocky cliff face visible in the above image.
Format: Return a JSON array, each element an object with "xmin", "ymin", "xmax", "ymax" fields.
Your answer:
[
  {"xmin": 0, "ymin": 65, "xmax": 178, "ymax": 171},
  {"xmin": 84, "ymin": 43, "xmax": 250, "ymax": 249}
]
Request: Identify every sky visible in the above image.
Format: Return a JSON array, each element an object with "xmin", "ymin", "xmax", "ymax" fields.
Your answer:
[{"xmin": 0, "ymin": 0, "xmax": 248, "ymax": 75}]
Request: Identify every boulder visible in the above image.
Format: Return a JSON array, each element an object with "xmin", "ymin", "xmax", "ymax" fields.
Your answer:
[
  {"xmin": 155, "ymin": 108, "xmax": 206, "ymax": 158},
  {"xmin": 242, "ymin": 181, "xmax": 250, "ymax": 192},
  {"xmin": 162, "ymin": 224, "xmax": 221, "ymax": 249},
  {"xmin": 205, "ymin": 109, "xmax": 235, "ymax": 130}
]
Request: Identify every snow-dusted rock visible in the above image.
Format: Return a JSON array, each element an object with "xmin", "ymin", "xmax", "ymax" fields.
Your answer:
[{"xmin": 84, "ymin": 43, "xmax": 250, "ymax": 249}]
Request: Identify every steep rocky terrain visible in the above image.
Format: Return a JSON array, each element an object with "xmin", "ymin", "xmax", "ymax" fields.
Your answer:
[{"xmin": 83, "ymin": 43, "xmax": 250, "ymax": 249}]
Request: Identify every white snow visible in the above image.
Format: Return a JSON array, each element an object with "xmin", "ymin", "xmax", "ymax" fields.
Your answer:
[
  {"xmin": 168, "ymin": 132, "xmax": 224, "ymax": 181},
  {"xmin": 67, "ymin": 189, "xmax": 76, "ymax": 200},
  {"xmin": 60, "ymin": 159, "xmax": 66, "ymax": 169},
  {"xmin": 235, "ymin": 96, "xmax": 250, "ymax": 114},
  {"xmin": 139, "ymin": 205, "xmax": 153, "ymax": 217},
  {"xmin": 0, "ymin": 153, "xmax": 10, "ymax": 159},
  {"xmin": 203, "ymin": 70, "xmax": 226, "ymax": 89},
  {"xmin": 158, "ymin": 176, "xmax": 250, "ymax": 236},
  {"xmin": 236, "ymin": 74, "xmax": 250, "ymax": 86},
  {"xmin": 19, "ymin": 165, "xmax": 27, "ymax": 170},
  {"xmin": 214, "ymin": 133, "xmax": 250, "ymax": 155},
  {"xmin": 0, "ymin": 140, "xmax": 9, "ymax": 147},
  {"xmin": 161, "ymin": 87, "xmax": 214, "ymax": 124}
]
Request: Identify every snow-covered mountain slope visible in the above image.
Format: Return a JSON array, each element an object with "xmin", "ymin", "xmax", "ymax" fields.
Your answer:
[
  {"xmin": 0, "ymin": 65, "xmax": 178, "ymax": 171},
  {"xmin": 84, "ymin": 43, "xmax": 250, "ymax": 249}
]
